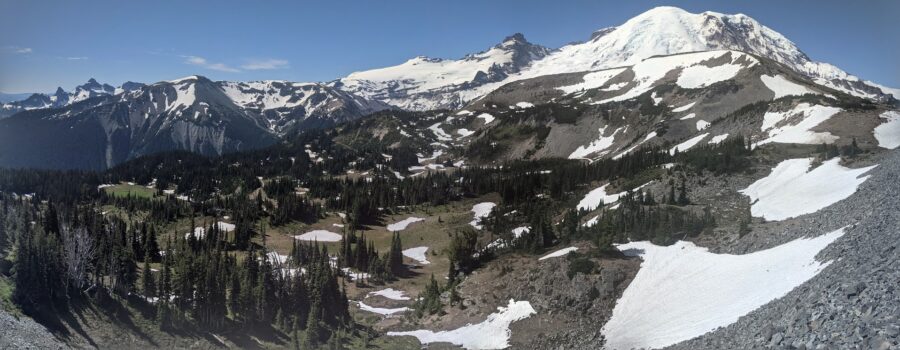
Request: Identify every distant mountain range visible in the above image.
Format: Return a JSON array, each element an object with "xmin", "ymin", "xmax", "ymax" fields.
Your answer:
[
  {"xmin": 0, "ymin": 6, "xmax": 896, "ymax": 170},
  {"xmin": 0, "ymin": 76, "xmax": 389, "ymax": 169}
]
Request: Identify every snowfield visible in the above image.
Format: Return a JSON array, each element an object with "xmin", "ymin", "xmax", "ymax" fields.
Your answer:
[
  {"xmin": 387, "ymin": 217, "xmax": 425, "ymax": 232},
  {"xmin": 708, "ymin": 133, "xmax": 729, "ymax": 144},
  {"xmin": 612, "ymin": 131, "xmax": 657, "ymax": 160},
  {"xmin": 388, "ymin": 299, "xmax": 536, "ymax": 350},
  {"xmin": 539, "ymin": 247, "xmax": 578, "ymax": 260},
  {"xmin": 671, "ymin": 101, "xmax": 696, "ymax": 112},
  {"xmin": 695, "ymin": 120, "xmax": 710, "ymax": 131},
  {"xmin": 669, "ymin": 133, "xmax": 709, "ymax": 155},
  {"xmin": 568, "ymin": 126, "xmax": 622, "ymax": 159},
  {"xmin": 739, "ymin": 158, "xmax": 876, "ymax": 221},
  {"xmin": 357, "ymin": 301, "xmax": 409, "ymax": 316},
  {"xmin": 597, "ymin": 50, "xmax": 757, "ymax": 104},
  {"xmin": 428, "ymin": 122, "xmax": 454, "ymax": 141},
  {"xmin": 676, "ymin": 61, "xmax": 745, "ymax": 89},
  {"xmin": 577, "ymin": 183, "xmax": 649, "ymax": 211},
  {"xmin": 514, "ymin": 101, "xmax": 534, "ymax": 108},
  {"xmin": 556, "ymin": 68, "xmax": 627, "ymax": 94},
  {"xmin": 402, "ymin": 246, "xmax": 430, "ymax": 265},
  {"xmin": 756, "ymin": 103, "xmax": 841, "ymax": 147},
  {"xmin": 760, "ymin": 74, "xmax": 817, "ymax": 99},
  {"xmin": 368, "ymin": 288, "xmax": 410, "ymax": 301},
  {"xmin": 874, "ymin": 110, "xmax": 900, "ymax": 149},
  {"xmin": 602, "ymin": 227, "xmax": 846, "ymax": 350},
  {"xmin": 294, "ymin": 230, "xmax": 342, "ymax": 242},
  {"xmin": 469, "ymin": 202, "xmax": 497, "ymax": 229},
  {"xmin": 477, "ymin": 113, "xmax": 495, "ymax": 125}
]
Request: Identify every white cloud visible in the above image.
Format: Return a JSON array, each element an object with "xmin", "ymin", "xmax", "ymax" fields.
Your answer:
[
  {"xmin": 241, "ymin": 58, "xmax": 289, "ymax": 70},
  {"xmin": 2, "ymin": 46, "xmax": 32, "ymax": 54},
  {"xmin": 183, "ymin": 55, "xmax": 240, "ymax": 73},
  {"xmin": 65, "ymin": 56, "xmax": 88, "ymax": 60}
]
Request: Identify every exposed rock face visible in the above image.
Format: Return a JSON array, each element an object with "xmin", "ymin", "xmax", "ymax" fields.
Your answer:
[{"xmin": 0, "ymin": 76, "xmax": 389, "ymax": 170}]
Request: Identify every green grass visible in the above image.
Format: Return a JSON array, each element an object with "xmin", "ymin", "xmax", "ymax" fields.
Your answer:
[
  {"xmin": 103, "ymin": 184, "xmax": 157, "ymax": 199},
  {"xmin": 0, "ymin": 276, "xmax": 18, "ymax": 315}
]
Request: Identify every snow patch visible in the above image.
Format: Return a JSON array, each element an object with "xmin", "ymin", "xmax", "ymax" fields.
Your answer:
[
  {"xmin": 402, "ymin": 246, "xmax": 430, "ymax": 265},
  {"xmin": 357, "ymin": 301, "xmax": 409, "ymax": 315},
  {"xmin": 476, "ymin": 113, "xmax": 495, "ymax": 125},
  {"xmin": 695, "ymin": 120, "xmax": 710, "ymax": 131},
  {"xmin": 457, "ymin": 128, "xmax": 475, "ymax": 137},
  {"xmin": 387, "ymin": 217, "xmax": 425, "ymax": 232},
  {"xmin": 577, "ymin": 183, "xmax": 649, "ymax": 211},
  {"xmin": 760, "ymin": 74, "xmax": 817, "ymax": 99},
  {"xmin": 708, "ymin": 134, "xmax": 729, "ymax": 145},
  {"xmin": 677, "ymin": 62, "xmax": 744, "ymax": 89},
  {"xmin": 556, "ymin": 68, "xmax": 627, "ymax": 94},
  {"xmin": 469, "ymin": 202, "xmax": 497, "ymax": 229},
  {"xmin": 428, "ymin": 122, "xmax": 453, "ymax": 141},
  {"xmin": 539, "ymin": 247, "xmax": 578, "ymax": 260},
  {"xmin": 294, "ymin": 230, "xmax": 342, "ymax": 242},
  {"xmin": 669, "ymin": 133, "xmax": 709, "ymax": 155},
  {"xmin": 368, "ymin": 288, "xmax": 410, "ymax": 301},
  {"xmin": 514, "ymin": 101, "xmax": 534, "ymax": 108},
  {"xmin": 388, "ymin": 299, "xmax": 536, "ymax": 350},
  {"xmin": 671, "ymin": 101, "xmax": 695, "ymax": 112},
  {"xmin": 873, "ymin": 111, "xmax": 900, "ymax": 149},
  {"xmin": 756, "ymin": 103, "xmax": 841, "ymax": 147},
  {"xmin": 568, "ymin": 126, "xmax": 621, "ymax": 159},
  {"xmin": 739, "ymin": 158, "xmax": 875, "ymax": 221},
  {"xmin": 602, "ymin": 227, "xmax": 846, "ymax": 350}
]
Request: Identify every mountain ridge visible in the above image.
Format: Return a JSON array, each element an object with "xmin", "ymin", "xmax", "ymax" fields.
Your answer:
[{"xmin": 333, "ymin": 6, "xmax": 896, "ymax": 110}]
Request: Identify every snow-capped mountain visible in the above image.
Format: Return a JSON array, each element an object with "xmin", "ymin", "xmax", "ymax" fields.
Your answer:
[
  {"xmin": 0, "ymin": 75, "xmax": 390, "ymax": 169},
  {"xmin": 332, "ymin": 33, "xmax": 551, "ymax": 110},
  {"xmin": 220, "ymin": 80, "xmax": 391, "ymax": 132},
  {"xmin": 335, "ymin": 6, "xmax": 896, "ymax": 111},
  {"xmin": 0, "ymin": 78, "xmax": 145, "ymax": 118}
]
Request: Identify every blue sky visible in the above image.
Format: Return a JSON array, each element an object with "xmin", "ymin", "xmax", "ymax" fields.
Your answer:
[{"xmin": 1, "ymin": 0, "xmax": 897, "ymax": 93}]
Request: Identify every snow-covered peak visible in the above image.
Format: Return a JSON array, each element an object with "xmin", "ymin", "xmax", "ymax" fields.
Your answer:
[
  {"xmin": 164, "ymin": 75, "xmax": 201, "ymax": 84},
  {"xmin": 334, "ymin": 6, "xmax": 894, "ymax": 110},
  {"xmin": 336, "ymin": 33, "xmax": 551, "ymax": 110}
]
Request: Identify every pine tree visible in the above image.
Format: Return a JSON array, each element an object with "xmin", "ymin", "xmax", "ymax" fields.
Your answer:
[
  {"xmin": 141, "ymin": 258, "xmax": 156, "ymax": 299},
  {"xmin": 303, "ymin": 304, "xmax": 322, "ymax": 348}
]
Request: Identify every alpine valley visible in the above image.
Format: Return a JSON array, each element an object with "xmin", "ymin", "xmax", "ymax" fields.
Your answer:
[{"xmin": 0, "ymin": 6, "xmax": 898, "ymax": 350}]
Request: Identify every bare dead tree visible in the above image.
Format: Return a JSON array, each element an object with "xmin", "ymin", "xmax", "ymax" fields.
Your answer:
[{"xmin": 61, "ymin": 226, "xmax": 96, "ymax": 292}]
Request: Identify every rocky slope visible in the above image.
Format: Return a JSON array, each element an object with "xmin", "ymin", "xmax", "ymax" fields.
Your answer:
[
  {"xmin": 450, "ymin": 49, "xmax": 896, "ymax": 164},
  {"xmin": 0, "ymin": 309, "xmax": 66, "ymax": 350},
  {"xmin": 659, "ymin": 147, "xmax": 900, "ymax": 349}
]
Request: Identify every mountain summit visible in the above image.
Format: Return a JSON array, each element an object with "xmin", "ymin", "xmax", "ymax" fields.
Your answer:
[
  {"xmin": 334, "ymin": 33, "xmax": 551, "ymax": 110},
  {"xmin": 335, "ymin": 6, "xmax": 895, "ymax": 111}
]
